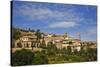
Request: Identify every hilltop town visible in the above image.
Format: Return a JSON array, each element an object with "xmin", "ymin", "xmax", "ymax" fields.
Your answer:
[
  {"xmin": 12, "ymin": 27, "xmax": 97, "ymax": 53},
  {"xmin": 11, "ymin": 27, "xmax": 97, "ymax": 66}
]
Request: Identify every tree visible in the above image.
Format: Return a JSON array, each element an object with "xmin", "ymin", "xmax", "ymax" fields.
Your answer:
[
  {"xmin": 47, "ymin": 42, "xmax": 56, "ymax": 50},
  {"xmin": 31, "ymin": 41, "xmax": 34, "ymax": 50},
  {"xmin": 40, "ymin": 33, "xmax": 46, "ymax": 48},
  {"xmin": 36, "ymin": 29, "xmax": 41, "ymax": 40},
  {"xmin": 41, "ymin": 38, "xmax": 46, "ymax": 48},
  {"xmin": 12, "ymin": 28, "xmax": 21, "ymax": 40},
  {"xmin": 12, "ymin": 27, "xmax": 21, "ymax": 48},
  {"xmin": 35, "ymin": 29, "xmax": 41, "ymax": 47},
  {"xmin": 28, "ymin": 28, "xmax": 35, "ymax": 32},
  {"xmin": 46, "ymin": 42, "xmax": 57, "ymax": 55},
  {"xmin": 33, "ymin": 51, "xmax": 48, "ymax": 64},
  {"xmin": 62, "ymin": 47, "xmax": 67, "ymax": 55},
  {"xmin": 86, "ymin": 48, "xmax": 97, "ymax": 61},
  {"xmin": 12, "ymin": 49, "xmax": 34, "ymax": 66},
  {"xmin": 79, "ymin": 44, "xmax": 86, "ymax": 56},
  {"xmin": 67, "ymin": 46, "xmax": 72, "ymax": 54}
]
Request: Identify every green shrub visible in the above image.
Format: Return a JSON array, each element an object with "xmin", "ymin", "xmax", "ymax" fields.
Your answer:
[{"xmin": 12, "ymin": 49, "xmax": 34, "ymax": 66}]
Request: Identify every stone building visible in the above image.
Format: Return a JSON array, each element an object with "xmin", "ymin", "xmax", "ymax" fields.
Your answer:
[{"xmin": 12, "ymin": 31, "xmax": 81, "ymax": 52}]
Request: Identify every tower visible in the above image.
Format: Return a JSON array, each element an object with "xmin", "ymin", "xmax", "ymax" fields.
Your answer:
[
  {"xmin": 64, "ymin": 32, "xmax": 67, "ymax": 38},
  {"xmin": 77, "ymin": 32, "xmax": 81, "ymax": 41}
]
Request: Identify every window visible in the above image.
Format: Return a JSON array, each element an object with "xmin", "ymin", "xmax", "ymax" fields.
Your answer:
[{"xmin": 17, "ymin": 42, "xmax": 22, "ymax": 48}]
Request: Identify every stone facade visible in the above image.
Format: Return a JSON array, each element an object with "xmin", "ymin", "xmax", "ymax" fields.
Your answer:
[{"xmin": 12, "ymin": 31, "xmax": 81, "ymax": 52}]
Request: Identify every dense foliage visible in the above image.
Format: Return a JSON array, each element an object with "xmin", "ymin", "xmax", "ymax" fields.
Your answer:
[
  {"xmin": 12, "ymin": 49, "xmax": 48, "ymax": 66},
  {"xmin": 12, "ymin": 49, "xmax": 34, "ymax": 66},
  {"xmin": 12, "ymin": 28, "xmax": 21, "ymax": 40},
  {"xmin": 12, "ymin": 28, "xmax": 22, "ymax": 48}
]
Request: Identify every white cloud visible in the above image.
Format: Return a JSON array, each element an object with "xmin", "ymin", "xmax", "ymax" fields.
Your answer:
[
  {"xmin": 48, "ymin": 21, "xmax": 79, "ymax": 28},
  {"xmin": 13, "ymin": 3, "xmax": 97, "ymax": 29},
  {"xmin": 15, "ymin": 7, "xmax": 64, "ymax": 21},
  {"xmin": 14, "ymin": 3, "xmax": 82, "ymax": 23}
]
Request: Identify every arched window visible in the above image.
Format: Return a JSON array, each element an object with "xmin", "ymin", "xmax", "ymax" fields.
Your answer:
[
  {"xmin": 17, "ymin": 42, "xmax": 22, "ymax": 48},
  {"xmin": 26, "ymin": 43, "xmax": 29, "ymax": 48},
  {"xmin": 31, "ymin": 42, "xmax": 35, "ymax": 47}
]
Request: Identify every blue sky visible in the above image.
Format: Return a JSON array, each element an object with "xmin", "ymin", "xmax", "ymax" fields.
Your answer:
[{"xmin": 12, "ymin": 1, "xmax": 97, "ymax": 41}]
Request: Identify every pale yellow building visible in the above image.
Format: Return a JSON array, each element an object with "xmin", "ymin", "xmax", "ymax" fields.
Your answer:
[{"xmin": 12, "ymin": 31, "xmax": 81, "ymax": 52}]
